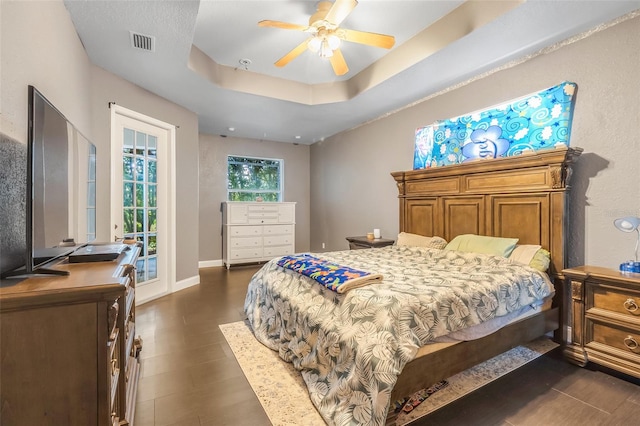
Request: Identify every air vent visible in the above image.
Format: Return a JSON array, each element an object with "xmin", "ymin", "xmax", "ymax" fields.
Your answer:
[{"xmin": 130, "ymin": 31, "xmax": 155, "ymax": 52}]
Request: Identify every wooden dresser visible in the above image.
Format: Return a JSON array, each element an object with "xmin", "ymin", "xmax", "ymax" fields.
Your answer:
[
  {"xmin": 563, "ymin": 265, "xmax": 640, "ymax": 379},
  {"xmin": 222, "ymin": 202, "xmax": 296, "ymax": 268},
  {"xmin": 0, "ymin": 246, "xmax": 143, "ymax": 426}
]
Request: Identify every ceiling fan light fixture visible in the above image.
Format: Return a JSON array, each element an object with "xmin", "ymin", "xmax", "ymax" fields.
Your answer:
[
  {"xmin": 327, "ymin": 34, "xmax": 341, "ymax": 50},
  {"xmin": 319, "ymin": 40, "xmax": 334, "ymax": 58},
  {"xmin": 308, "ymin": 37, "xmax": 322, "ymax": 52}
]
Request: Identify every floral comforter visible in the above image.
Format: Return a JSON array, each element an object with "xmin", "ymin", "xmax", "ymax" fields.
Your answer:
[{"xmin": 244, "ymin": 245, "xmax": 553, "ymax": 426}]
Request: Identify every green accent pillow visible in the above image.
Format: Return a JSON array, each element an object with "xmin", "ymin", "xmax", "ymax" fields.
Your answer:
[
  {"xmin": 444, "ymin": 234, "xmax": 519, "ymax": 257},
  {"xmin": 529, "ymin": 248, "xmax": 551, "ymax": 272}
]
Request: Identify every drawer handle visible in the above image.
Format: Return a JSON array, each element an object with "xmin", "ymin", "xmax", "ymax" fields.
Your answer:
[
  {"xmin": 623, "ymin": 298, "xmax": 639, "ymax": 314},
  {"xmin": 623, "ymin": 335, "xmax": 640, "ymax": 353}
]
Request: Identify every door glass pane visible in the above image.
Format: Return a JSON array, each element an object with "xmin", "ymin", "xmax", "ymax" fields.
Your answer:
[
  {"xmin": 148, "ymin": 234, "xmax": 157, "ymax": 255},
  {"xmin": 135, "ymin": 184, "xmax": 144, "ymax": 207},
  {"xmin": 136, "ymin": 132, "xmax": 146, "ymax": 156},
  {"xmin": 135, "ymin": 259, "xmax": 145, "ymax": 283},
  {"xmin": 123, "ymin": 156, "xmax": 134, "ymax": 180},
  {"xmin": 123, "ymin": 209, "xmax": 134, "ymax": 234},
  {"xmin": 148, "ymin": 257, "xmax": 158, "ymax": 280},
  {"xmin": 148, "ymin": 160, "xmax": 157, "ymax": 183},
  {"xmin": 123, "ymin": 183, "xmax": 134, "ymax": 207},
  {"xmin": 148, "ymin": 209, "xmax": 156, "ymax": 232},
  {"xmin": 122, "ymin": 126, "xmax": 159, "ymax": 285},
  {"xmin": 148, "ymin": 136, "xmax": 157, "ymax": 158},
  {"xmin": 135, "ymin": 157, "xmax": 145, "ymax": 182},
  {"xmin": 123, "ymin": 129, "xmax": 135, "ymax": 154},
  {"xmin": 136, "ymin": 209, "xmax": 144, "ymax": 232},
  {"xmin": 148, "ymin": 184, "xmax": 157, "ymax": 208}
]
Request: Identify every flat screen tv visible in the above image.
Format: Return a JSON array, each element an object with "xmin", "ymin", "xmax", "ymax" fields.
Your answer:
[{"xmin": 1, "ymin": 86, "xmax": 97, "ymax": 278}]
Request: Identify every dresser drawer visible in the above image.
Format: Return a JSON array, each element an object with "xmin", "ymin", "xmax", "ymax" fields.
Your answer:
[
  {"xmin": 263, "ymin": 224, "xmax": 293, "ymax": 235},
  {"xmin": 229, "ymin": 248, "xmax": 263, "ymax": 260},
  {"xmin": 264, "ymin": 235, "xmax": 293, "ymax": 247},
  {"xmin": 247, "ymin": 204, "xmax": 279, "ymax": 213},
  {"xmin": 264, "ymin": 245, "xmax": 294, "ymax": 257},
  {"xmin": 248, "ymin": 214, "xmax": 278, "ymax": 224},
  {"xmin": 229, "ymin": 236, "xmax": 262, "ymax": 248},
  {"xmin": 587, "ymin": 282, "xmax": 640, "ymax": 319},
  {"xmin": 229, "ymin": 225, "xmax": 262, "ymax": 237}
]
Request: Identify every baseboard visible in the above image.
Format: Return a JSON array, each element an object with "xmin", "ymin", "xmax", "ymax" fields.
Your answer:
[
  {"xmin": 199, "ymin": 259, "xmax": 223, "ymax": 268},
  {"xmin": 174, "ymin": 274, "xmax": 200, "ymax": 292}
]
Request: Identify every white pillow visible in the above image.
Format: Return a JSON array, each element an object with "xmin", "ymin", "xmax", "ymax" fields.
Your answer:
[{"xmin": 396, "ymin": 232, "xmax": 447, "ymax": 250}]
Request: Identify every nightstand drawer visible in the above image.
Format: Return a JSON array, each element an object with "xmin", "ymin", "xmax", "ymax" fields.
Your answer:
[
  {"xmin": 588, "ymin": 283, "xmax": 640, "ymax": 319},
  {"xmin": 588, "ymin": 319, "xmax": 640, "ymax": 360}
]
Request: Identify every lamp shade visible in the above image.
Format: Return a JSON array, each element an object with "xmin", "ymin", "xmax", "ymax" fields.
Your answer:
[{"xmin": 614, "ymin": 216, "xmax": 640, "ymax": 232}]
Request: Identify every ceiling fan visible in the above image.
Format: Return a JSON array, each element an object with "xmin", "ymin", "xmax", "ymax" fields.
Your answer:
[{"xmin": 258, "ymin": 0, "xmax": 395, "ymax": 76}]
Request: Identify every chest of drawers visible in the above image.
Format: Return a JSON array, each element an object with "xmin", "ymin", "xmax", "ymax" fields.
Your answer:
[
  {"xmin": 0, "ymin": 246, "xmax": 142, "ymax": 425},
  {"xmin": 563, "ymin": 265, "xmax": 640, "ymax": 379},
  {"xmin": 222, "ymin": 202, "xmax": 296, "ymax": 268}
]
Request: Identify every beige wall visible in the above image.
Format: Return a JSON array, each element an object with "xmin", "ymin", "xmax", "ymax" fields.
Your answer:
[
  {"xmin": 1, "ymin": 0, "xmax": 93, "ymax": 142},
  {"xmin": 311, "ymin": 14, "xmax": 640, "ymax": 270},
  {"xmin": 1, "ymin": 0, "xmax": 200, "ymax": 283},
  {"xmin": 90, "ymin": 67, "xmax": 200, "ymax": 282},
  {"xmin": 199, "ymin": 134, "xmax": 310, "ymax": 263}
]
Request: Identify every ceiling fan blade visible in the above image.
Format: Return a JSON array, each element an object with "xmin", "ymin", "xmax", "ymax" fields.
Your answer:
[
  {"xmin": 340, "ymin": 28, "xmax": 395, "ymax": 49},
  {"xmin": 325, "ymin": 0, "xmax": 358, "ymax": 27},
  {"xmin": 258, "ymin": 20, "xmax": 309, "ymax": 32},
  {"xmin": 329, "ymin": 48, "xmax": 349, "ymax": 76},
  {"xmin": 274, "ymin": 40, "xmax": 309, "ymax": 67}
]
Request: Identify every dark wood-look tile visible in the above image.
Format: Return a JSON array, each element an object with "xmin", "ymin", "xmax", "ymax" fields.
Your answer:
[
  {"xmin": 135, "ymin": 264, "xmax": 640, "ymax": 426},
  {"xmin": 549, "ymin": 368, "xmax": 639, "ymax": 414}
]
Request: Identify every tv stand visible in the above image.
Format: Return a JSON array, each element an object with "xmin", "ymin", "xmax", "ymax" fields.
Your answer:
[{"xmin": 0, "ymin": 245, "xmax": 143, "ymax": 425}]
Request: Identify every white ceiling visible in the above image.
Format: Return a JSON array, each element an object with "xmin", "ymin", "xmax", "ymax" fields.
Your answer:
[{"xmin": 64, "ymin": 0, "xmax": 640, "ymax": 145}]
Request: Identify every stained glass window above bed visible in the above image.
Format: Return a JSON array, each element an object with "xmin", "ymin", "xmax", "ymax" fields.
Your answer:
[
  {"xmin": 413, "ymin": 81, "xmax": 577, "ymax": 169},
  {"xmin": 227, "ymin": 155, "xmax": 282, "ymax": 201}
]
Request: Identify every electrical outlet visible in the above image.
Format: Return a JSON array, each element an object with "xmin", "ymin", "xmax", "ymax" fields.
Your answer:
[{"xmin": 322, "ymin": 243, "xmax": 326, "ymax": 249}]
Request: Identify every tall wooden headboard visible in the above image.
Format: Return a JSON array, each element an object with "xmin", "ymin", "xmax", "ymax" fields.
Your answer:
[{"xmin": 391, "ymin": 147, "xmax": 582, "ymax": 283}]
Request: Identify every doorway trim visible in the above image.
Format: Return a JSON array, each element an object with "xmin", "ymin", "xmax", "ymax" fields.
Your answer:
[{"xmin": 110, "ymin": 104, "xmax": 176, "ymax": 304}]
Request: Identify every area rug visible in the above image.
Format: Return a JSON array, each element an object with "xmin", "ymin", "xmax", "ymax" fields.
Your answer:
[{"xmin": 220, "ymin": 321, "xmax": 559, "ymax": 426}]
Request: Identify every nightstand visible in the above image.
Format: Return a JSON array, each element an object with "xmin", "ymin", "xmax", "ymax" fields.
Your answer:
[
  {"xmin": 346, "ymin": 236, "xmax": 395, "ymax": 250},
  {"xmin": 563, "ymin": 265, "xmax": 640, "ymax": 379}
]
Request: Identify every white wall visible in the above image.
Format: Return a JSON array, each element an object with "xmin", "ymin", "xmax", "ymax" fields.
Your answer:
[{"xmin": 311, "ymin": 13, "xmax": 640, "ymax": 270}]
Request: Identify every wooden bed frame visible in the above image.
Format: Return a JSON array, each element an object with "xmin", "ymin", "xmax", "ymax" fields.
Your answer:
[{"xmin": 387, "ymin": 146, "xmax": 582, "ymax": 423}]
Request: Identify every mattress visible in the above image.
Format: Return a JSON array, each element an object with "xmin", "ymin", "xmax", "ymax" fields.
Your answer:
[{"xmin": 415, "ymin": 296, "xmax": 553, "ymax": 357}]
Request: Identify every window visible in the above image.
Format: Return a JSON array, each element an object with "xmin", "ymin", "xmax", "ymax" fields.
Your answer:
[{"xmin": 227, "ymin": 155, "xmax": 282, "ymax": 201}]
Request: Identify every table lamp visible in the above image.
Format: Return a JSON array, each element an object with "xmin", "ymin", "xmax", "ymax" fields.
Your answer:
[{"xmin": 614, "ymin": 216, "xmax": 640, "ymax": 273}]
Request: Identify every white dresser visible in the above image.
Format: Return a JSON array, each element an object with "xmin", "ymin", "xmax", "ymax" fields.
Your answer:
[{"xmin": 222, "ymin": 202, "xmax": 296, "ymax": 268}]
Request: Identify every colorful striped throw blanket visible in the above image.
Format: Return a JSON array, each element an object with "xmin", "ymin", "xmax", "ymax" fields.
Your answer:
[{"xmin": 276, "ymin": 254, "xmax": 383, "ymax": 293}]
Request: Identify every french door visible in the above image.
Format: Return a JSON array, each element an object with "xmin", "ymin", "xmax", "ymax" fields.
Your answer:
[{"xmin": 111, "ymin": 105, "xmax": 175, "ymax": 303}]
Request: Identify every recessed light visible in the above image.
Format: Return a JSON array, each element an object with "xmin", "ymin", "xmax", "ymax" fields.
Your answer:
[
  {"xmin": 228, "ymin": 127, "xmax": 235, "ymax": 132},
  {"xmin": 295, "ymin": 135, "xmax": 301, "ymax": 139}
]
